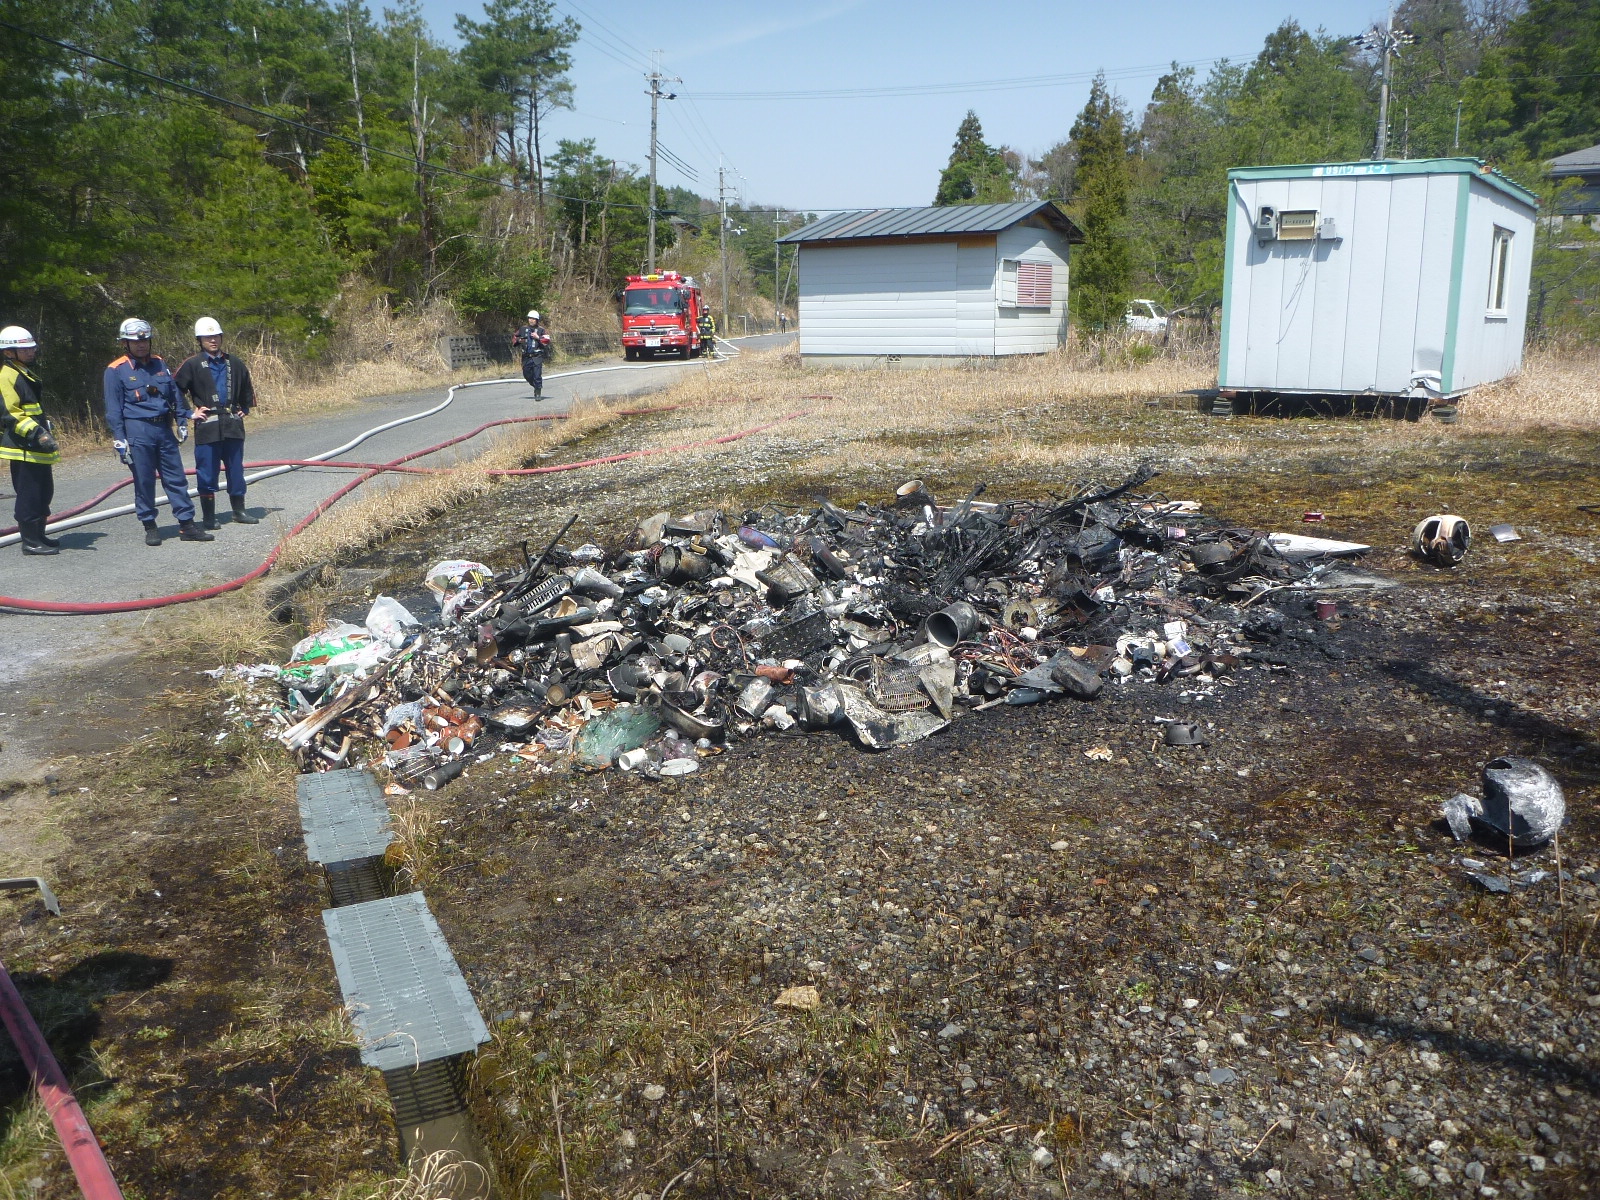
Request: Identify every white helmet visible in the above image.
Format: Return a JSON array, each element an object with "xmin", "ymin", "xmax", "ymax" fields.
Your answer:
[
  {"xmin": 0, "ymin": 326, "xmax": 37, "ymax": 350},
  {"xmin": 118, "ymin": 317, "xmax": 153, "ymax": 340},
  {"xmin": 194, "ymin": 317, "xmax": 223, "ymax": 338},
  {"xmin": 527, "ymin": 310, "xmax": 541, "ymax": 320},
  {"xmin": 1411, "ymin": 513, "xmax": 1471, "ymax": 566}
]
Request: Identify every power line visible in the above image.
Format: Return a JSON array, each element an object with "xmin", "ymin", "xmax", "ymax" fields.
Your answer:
[
  {"xmin": 557, "ymin": 0, "xmax": 655, "ymax": 71},
  {"xmin": 0, "ymin": 18, "xmax": 665, "ymax": 211},
  {"xmin": 689, "ymin": 54, "xmax": 1252, "ymax": 100}
]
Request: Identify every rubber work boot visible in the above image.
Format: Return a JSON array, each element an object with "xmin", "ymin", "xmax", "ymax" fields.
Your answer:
[
  {"xmin": 144, "ymin": 522, "xmax": 162, "ymax": 547},
  {"xmin": 200, "ymin": 494, "xmax": 219, "ymax": 531},
  {"xmin": 19, "ymin": 520, "xmax": 58, "ymax": 555},
  {"xmin": 33, "ymin": 520, "xmax": 60, "ymax": 549},
  {"xmin": 230, "ymin": 496, "xmax": 259, "ymax": 524},
  {"xmin": 178, "ymin": 522, "xmax": 214, "ymax": 542}
]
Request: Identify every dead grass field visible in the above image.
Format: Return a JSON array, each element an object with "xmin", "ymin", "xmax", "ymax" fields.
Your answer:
[{"xmin": 6, "ymin": 336, "xmax": 1598, "ymax": 1200}]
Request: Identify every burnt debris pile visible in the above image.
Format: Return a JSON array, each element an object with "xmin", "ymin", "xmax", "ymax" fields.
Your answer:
[{"xmin": 263, "ymin": 470, "xmax": 1368, "ymax": 784}]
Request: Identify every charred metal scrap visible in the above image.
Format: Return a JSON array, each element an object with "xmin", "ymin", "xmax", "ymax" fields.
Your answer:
[{"xmin": 263, "ymin": 470, "xmax": 1365, "ymax": 785}]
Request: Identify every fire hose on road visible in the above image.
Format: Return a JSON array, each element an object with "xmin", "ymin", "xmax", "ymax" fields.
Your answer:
[
  {"xmin": 1, "ymin": 350, "xmax": 747, "ymax": 543},
  {"xmin": 0, "ymin": 407, "xmax": 806, "ymax": 615}
]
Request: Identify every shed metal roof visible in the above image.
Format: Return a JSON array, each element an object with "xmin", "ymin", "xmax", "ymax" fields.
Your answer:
[
  {"xmin": 778, "ymin": 201, "xmax": 1083, "ymax": 245},
  {"xmin": 1548, "ymin": 143, "xmax": 1600, "ymax": 177}
]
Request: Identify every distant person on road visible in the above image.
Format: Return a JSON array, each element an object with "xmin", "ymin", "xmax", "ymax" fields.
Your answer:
[
  {"xmin": 512, "ymin": 309, "xmax": 552, "ymax": 401},
  {"xmin": 778, "ymin": 310, "xmax": 789, "ymax": 333},
  {"xmin": 174, "ymin": 317, "xmax": 258, "ymax": 530},
  {"xmin": 104, "ymin": 318, "xmax": 212, "ymax": 547},
  {"xmin": 0, "ymin": 325, "xmax": 61, "ymax": 556}
]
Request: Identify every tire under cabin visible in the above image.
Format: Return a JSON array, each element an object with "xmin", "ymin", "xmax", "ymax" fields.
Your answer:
[
  {"xmin": 777, "ymin": 201, "xmax": 1084, "ymax": 368},
  {"xmin": 1219, "ymin": 157, "xmax": 1539, "ymax": 414}
]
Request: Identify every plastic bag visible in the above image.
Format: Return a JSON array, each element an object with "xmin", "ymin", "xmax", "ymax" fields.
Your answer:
[
  {"xmin": 281, "ymin": 622, "xmax": 369, "ymax": 686},
  {"xmin": 425, "ymin": 560, "xmax": 494, "ymax": 609},
  {"xmin": 573, "ymin": 706, "xmax": 661, "ymax": 769},
  {"xmin": 323, "ymin": 642, "xmax": 392, "ymax": 680},
  {"xmin": 365, "ymin": 595, "xmax": 419, "ymax": 648}
]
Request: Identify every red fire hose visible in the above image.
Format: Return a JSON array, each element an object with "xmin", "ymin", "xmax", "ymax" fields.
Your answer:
[
  {"xmin": 0, "ymin": 411, "xmax": 805, "ymax": 615},
  {"xmin": 0, "ymin": 962, "xmax": 123, "ymax": 1199}
]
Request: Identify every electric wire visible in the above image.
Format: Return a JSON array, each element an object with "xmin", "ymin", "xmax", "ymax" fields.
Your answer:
[{"xmin": 688, "ymin": 53, "xmax": 1252, "ymax": 100}]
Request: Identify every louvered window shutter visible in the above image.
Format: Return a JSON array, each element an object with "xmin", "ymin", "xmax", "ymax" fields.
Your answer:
[{"xmin": 1016, "ymin": 261, "xmax": 1052, "ymax": 307}]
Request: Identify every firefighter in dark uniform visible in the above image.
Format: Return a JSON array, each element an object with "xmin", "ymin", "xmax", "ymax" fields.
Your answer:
[
  {"xmin": 512, "ymin": 309, "xmax": 552, "ymax": 400},
  {"xmin": 0, "ymin": 325, "xmax": 61, "ymax": 555},
  {"xmin": 103, "ymin": 318, "xmax": 213, "ymax": 546},
  {"xmin": 173, "ymin": 316, "xmax": 258, "ymax": 529}
]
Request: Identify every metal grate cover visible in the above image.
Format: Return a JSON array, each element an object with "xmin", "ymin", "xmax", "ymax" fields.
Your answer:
[
  {"xmin": 297, "ymin": 768, "xmax": 395, "ymax": 865},
  {"xmin": 323, "ymin": 892, "xmax": 491, "ymax": 1071}
]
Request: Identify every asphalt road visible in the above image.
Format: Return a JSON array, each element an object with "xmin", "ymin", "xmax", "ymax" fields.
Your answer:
[{"xmin": 0, "ymin": 333, "xmax": 790, "ymax": 686}]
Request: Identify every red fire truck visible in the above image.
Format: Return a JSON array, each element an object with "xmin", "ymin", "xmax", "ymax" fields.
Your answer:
[{"xmin": 619, "ymin": 271, "xmax": 713, "ymax": 360}]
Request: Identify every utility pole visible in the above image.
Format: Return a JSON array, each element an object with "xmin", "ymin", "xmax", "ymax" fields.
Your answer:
[
  {"xmin": 774, "ymin": 209, "xmax": 782, "ymax": 323},
  {"xmin": 645, "ymin": 55, "xmax": 680, "ymax": 272},
  {"xmin": 1359, "ymin": 10, "xmax": 1413, "ymax": 161},
  {"xmin": 1454, "ymin": 96, "xmax": 1463, "ymax": 152},
  {"xmin": 718, "ymin": 163, "xmax": 730, "ymax": 336}
]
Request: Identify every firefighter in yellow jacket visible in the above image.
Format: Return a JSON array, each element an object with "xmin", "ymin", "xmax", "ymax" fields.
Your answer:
[{"xmin": 0, "ymin": 325, "xmax": 61, "ymax": 555}]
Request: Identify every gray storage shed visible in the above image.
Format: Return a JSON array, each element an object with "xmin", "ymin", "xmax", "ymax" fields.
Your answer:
[
  {"xmin": 778, "ymin": 201, "xmax": 1084, "ymax": 366},
  {"xmin": 1220, "ymin": 158, "xmax": 1539, "ymax": 401}
]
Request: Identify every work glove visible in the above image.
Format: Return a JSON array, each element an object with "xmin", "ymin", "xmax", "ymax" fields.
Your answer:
[
  {"xmin": 113, "ymin": 439, "xmax": 131, "ymax": 466},
  {"xmin": 176, "ymin": 422, "xmax": 189, "ymax": 443},
  {"xmin": 33, "ymin": 430, "xmax": 58, "ymax": 454}
]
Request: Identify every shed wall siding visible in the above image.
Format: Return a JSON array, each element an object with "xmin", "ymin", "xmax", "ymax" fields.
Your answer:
[
  {"xmin": 994, "ymin": 225, "xmax": 1071, "ymax": 355},
  {"xmin": 1222, "ymin": 170, "xmax": 1494, "ymax": 394},
  {"xmin": 1451, "ymin": 179, "xmax": 1536, "ymax": 390},
  {"xmin": 797, "ymin": 241, "xmax": 991, "ymax": 357}
]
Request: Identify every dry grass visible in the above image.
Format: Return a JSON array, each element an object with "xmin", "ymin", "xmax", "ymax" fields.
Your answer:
[
  {"xmin": 1462, "ymin": 344, "xmax": 1600, "ymax": 431},
  {"xmin": 273, "ymin": 400, "xmax": 618, "ymax": 574}
]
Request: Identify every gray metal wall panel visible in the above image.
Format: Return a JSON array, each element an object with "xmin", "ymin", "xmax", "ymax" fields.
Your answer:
[
  {"xmin": 1454, "ymin": 180, "xmax": 1536, "ymax": 389},
  {"xmin": 1374, "ymin": 176, "xmax": 1430, "ymax": 391},
  {"xmin": 1411, "ymin": 174, "xmax": 1459, "ymax": 383},
  {"xmin": 993, "ymin": 226, "xmax": 1071, "ymax": 355},
  {"xmin": 797, "ymin": 242, "xmax": 963, "ymax": 355},
  {"xmin": 1339, "ymin": 176, "xmax": 1385, "ymax": 390},
  {"xmin": 955, "ymin": 241, "xmax": 996, "ymax": 355},
  {"xmin": 1308, "ymin": 177, "xmax": 1355, "ymax": 388}
]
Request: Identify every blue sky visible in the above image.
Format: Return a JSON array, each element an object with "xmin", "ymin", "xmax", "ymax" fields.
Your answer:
[{"xmin": 415, "ymin": 1, "xmax": 1388, "ymax": 211}]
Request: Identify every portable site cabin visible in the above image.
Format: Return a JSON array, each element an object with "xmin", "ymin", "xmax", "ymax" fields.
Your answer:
[
  {"xmin": 777, "ymin": 201, "xmax": 1084, "ymax": 366},
  {"xmin": 1220, "ymin": 158, "xmax": 1539, "ymax": 402}
]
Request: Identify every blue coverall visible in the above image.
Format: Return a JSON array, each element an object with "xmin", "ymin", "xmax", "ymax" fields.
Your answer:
[
  {"xmin": 193, "ymin": 356, "xmax": 245, "ymax": 498},
  {"xmin": 103, "ymin": 353, "xmax": 195, "ymax": 525}
]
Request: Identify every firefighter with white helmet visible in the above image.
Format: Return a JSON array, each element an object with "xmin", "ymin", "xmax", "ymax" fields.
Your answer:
[
  {"xmin": 173, "ymin": 316, "xmax": 258, "ymax": 529},
  {"xmin": 0, "ymin": 325, "xmax": 61, "ymax": 555},
  {"xmin": 511, "ymin": 308, "xmax": 552, "ymax": 401},
  {"xmin": 104, "ymin": 318, "xmax": 211, "ymax": 546}
]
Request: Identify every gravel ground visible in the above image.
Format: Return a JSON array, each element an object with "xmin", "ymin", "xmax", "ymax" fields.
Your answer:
[{"xmin": 328, "ymin": 398, "xmax": 1599, "ymax": 1198}]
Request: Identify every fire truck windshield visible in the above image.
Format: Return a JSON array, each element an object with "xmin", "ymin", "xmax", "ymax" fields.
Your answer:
[{"xmin": 624, "ymin": 288, "xmax": 682, "ymax": 315}]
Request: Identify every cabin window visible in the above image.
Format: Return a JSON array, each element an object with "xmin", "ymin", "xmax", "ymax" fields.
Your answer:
[
  {"xmin": 1276, "ymin": 210, "xmax": 1319, "ymax": 241},
  {"xmin": 1487, "ymin": 227, "xmax": 1512, "ymax": 314},
  {"xmin": 1000, "ymin": 259, "xmax": 1052, "ymax": 307},
  {"xmin": 1016, "ymin": 261, "xmax": 1053, "ymax": 307}
]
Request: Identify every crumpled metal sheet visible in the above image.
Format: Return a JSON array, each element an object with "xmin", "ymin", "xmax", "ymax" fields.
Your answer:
[
  {"xmin": 834, "ymin": 683, "xmax": 948, "ymax": 750},
  {"xmin": 1443, "ymin": 756, "xmax": 1566, "ymax": 847}
]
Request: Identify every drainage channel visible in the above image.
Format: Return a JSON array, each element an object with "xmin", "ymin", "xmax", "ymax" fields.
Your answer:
[{"xmin": 296, "ymin": 768, "xmax": 496, "ymax": 1196}]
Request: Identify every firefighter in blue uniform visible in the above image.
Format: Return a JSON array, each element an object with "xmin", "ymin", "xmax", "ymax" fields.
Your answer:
[
  {"xmin": 173, "ymin": 317, "xmax": 258, "ymax": 530},
  {"xmin": 0, "ymin": 325, "xmax": 61, "ymax": 555},
  {"xmin": 103, "ymin": 318, "xmax": 213, "ymax": 546},
  {"xmin": 512, "ymin": 309, "xmax": 551, "ymax": 401}
]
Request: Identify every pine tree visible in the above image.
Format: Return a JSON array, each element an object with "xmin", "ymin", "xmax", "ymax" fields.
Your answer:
[
  {"xmin": 1068, "ymin": 74, "xmax": 1132, "ymax": 331},
  {"xmin": 934, "ymin": 110, "xmax": 1016, "ymax": 205}
]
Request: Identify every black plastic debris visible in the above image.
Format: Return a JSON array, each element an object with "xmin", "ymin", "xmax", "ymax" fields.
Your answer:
[{"xmin": 251, "ymin": 471, "xmax": 1360, "ymax": 783}]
